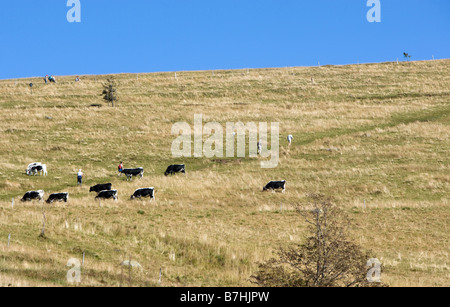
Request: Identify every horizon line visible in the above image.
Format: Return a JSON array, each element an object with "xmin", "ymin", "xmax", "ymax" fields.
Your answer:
[{"xmin": 1, "ymin": 58, "xmax": 448, "ymax": 82}]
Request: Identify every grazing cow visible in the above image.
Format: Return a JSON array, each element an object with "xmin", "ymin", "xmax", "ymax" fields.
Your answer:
[
  {"xmin": 89, "ymin": 183, "xmax": 112, "ymax": 194},
  {"xmin": 164, "ymin": 164, "xmax": 185, "ymax": 176},
  {"xmin": 95, "ymin": 190, "xmax": 118, "ymax": 200},
  {"xmin": 263, "ymin": 181, "xmax": 287, "ymax": 193},
  {"xmin": 122, "ymin": 168, "xmax": 144, "ymax": 181},
  {"xmin": 27, "ymin": 162, "xmax": 41, "ymax": 172},
  {"xmin": 46, "ymin": 193, "xmax": 69, "ymax": 204},
  {"xmin": 130, "ymin": 188, "xmax": 155, "ymax": 201},
  {"xmin": 26, "ymin": 162, "xmax": 42, "ymax": 175},
  {"xmin": 21, "ymin": 190, "xmax": 44, "ymax": 202},
  {"xmin": 27, "ymin": 163, "xmax": 47, "ymax": 176}
]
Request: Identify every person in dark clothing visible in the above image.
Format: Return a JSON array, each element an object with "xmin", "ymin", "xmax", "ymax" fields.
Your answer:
[{"xmin": 77, "ymin": 169, "xmax": 83, "ymax": 186}]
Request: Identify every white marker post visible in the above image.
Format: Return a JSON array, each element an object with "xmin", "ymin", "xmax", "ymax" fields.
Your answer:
[
  {"xmin": 11, "ymin": 198, "xmax": 14, "ymax": 209},
  {"xmin": 8, "ymin": 234, "xmax": 11, "ymax": 247}
]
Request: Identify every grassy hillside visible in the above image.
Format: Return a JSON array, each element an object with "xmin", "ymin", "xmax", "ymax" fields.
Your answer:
[{"xmin": 0, "ymin": 60, "xmax": 449, "ymax": 287}]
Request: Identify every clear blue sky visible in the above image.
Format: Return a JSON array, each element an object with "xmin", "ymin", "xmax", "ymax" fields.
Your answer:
[{"xmin": 0, "ymin": 0, "xmax": 449, "ymax": 79}]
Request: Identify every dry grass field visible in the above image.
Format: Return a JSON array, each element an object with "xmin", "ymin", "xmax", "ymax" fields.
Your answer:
[{"xmin": 0, "ymin": 60, "xmax": 449, "ymax": 287}]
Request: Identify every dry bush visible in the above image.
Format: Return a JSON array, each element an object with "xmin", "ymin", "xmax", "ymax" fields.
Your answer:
[{"xmin": 251, "ymin": 194, "xmax": 387, "ymax": 287}]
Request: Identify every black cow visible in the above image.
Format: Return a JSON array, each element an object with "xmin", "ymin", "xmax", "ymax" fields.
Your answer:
[
  {"xmin": 95, "ymin": 190, "xmax": 118, "ymax": 200},
  {"xmin": 21, "ymin": 190, "xmax": 44, "ymax": 202},
  {"xmin": 46, "ymin": 193, "xmax": 69, "ymax": 204},
  {"xmin": 122, "ymin": 168, "xmax": 144, "ymax": 181},
  {"xmin": 164, "ymin": 164, "xmax": 185, "ymax": 176},
  {"xmin": 89, "ymin": 183, "xmax": 112, "ymax": 194},
  {"xmin": 130, "ymin": 188, "xmax": 155, "ymax": 201},
  {"xmin": 263, "ymin": 181, "xmax": 286, "ymax": 193}
]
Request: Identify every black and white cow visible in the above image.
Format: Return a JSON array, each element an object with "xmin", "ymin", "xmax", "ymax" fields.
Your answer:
[
  {"xmin": 95, "ymin": 190, "xmax": 118, "ymax": 200},
  {"xmin": 89, "ymin": 183, "xmax": 112, "ymax": 194},
  {"xmin": 122, "ymin": 168, "xmax": 144, "ymax": 181},
  {"xmin": 21, "ymin": 190, "xmax": 44, "ymax": 202},
  {"xmin": 263, "ymin": 181, "xmax": 286, "ymax": 193},
  {"xmin": 46, "ymin": 193, "xmax": 69, "ymax": 204},
  {"xmin": 26, "ymin": 163, "xmax": 47, "ymax": 176},
  {"xmin": 26, "ymin": 162, "xmax": 40, "ymax": 173},
  {"xmin": 164, "ymin": 164, "xmax": 185, "ymax": 176},
  {"xmin": 130, "ymin": 188, "xmax": 155, "ymax": 201}
]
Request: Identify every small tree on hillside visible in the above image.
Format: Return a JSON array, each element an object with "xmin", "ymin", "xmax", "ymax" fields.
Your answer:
[
  {"xmin": 251, "ymin": 194, "xmax": 387, "ymax": 287},
  {"xmin": 403, "ymin": 52, "xmax": 411, "ymax": 62},
  {"xmin": 102, "ymin": 77, "xmax": 118, "ymax": 107}
]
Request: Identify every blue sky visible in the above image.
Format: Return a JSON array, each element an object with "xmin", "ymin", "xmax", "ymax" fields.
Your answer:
[{"xmin": 0, "ymin": 0, "xmax": 449, "ymax": 79}]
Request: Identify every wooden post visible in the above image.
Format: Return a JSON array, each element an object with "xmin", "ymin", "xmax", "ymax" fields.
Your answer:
[
  {"xmin": 120, "ymin": 265, "xmax": 123, "ymax": 287},
  {"xmin": 41, "ymin": 212, "xmax": 46, "ymax": 237},
  {"xmin": 128, "ymin": 256, "xmax": 132, "ymax": 287}
]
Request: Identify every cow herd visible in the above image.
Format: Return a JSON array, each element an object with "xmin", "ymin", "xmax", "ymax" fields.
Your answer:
[{"xmin": 19, "ymin": 162, "xmax": 286, "ymax": 204}]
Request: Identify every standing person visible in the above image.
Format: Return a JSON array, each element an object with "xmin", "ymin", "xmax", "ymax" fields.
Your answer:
[
  {"xmin": 257, "ymin": 139, "xmax": 262, "ymax": 155},
  {"xmin": 43, "ymin": 75, "xmax": 48, "ymax": 84},
  {"xmin": 77, "ymin": 169, "xmax": 83, "ymax": 186},
  {"xmin": 287, "ymin": 135, "xmax": 294, "ymax": 146},
  {"xmin": 118, "ymin": 161, "xmax": 124, "ymax": 175}
]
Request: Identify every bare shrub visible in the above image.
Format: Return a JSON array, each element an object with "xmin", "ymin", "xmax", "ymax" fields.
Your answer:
[{"xmin": 251, "ymin": 194, "xmax": 387, "ymax": 287}]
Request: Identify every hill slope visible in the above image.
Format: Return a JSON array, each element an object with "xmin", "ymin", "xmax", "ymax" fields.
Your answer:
[{"xmin": 0, "ymin": 60, "xmax": 449, "ymax": 287}]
